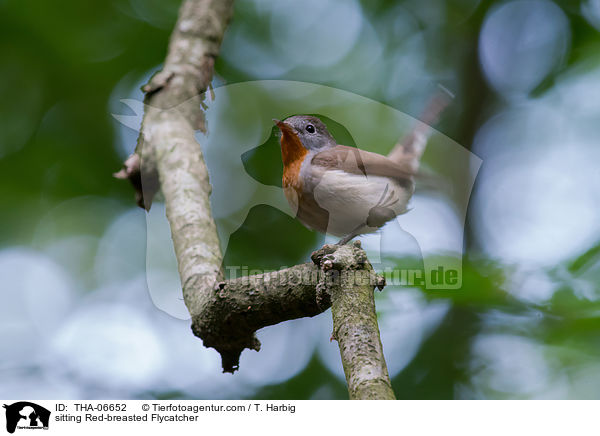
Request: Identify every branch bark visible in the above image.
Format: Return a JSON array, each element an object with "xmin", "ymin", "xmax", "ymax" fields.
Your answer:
[
  {"xmin": 196, "ymin": 262, "xmax": 328, "ymax": 372},
  {"xmin": 312, "ymin": 242, "xmax": 396, "ymax": 400},
  {"xmin": 114, "ymin": 0, "xmax": 333, "ymax": 374}
]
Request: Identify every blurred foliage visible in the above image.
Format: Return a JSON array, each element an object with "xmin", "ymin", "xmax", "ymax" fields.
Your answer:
[{"xmin": 2, "ymin": 0, "xmax": 600, "ymax": 400}]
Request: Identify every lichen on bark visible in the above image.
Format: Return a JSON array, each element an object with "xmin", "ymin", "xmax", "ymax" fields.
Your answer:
[{"xmin": 312, "ymin": 242, "xmax": 396, "ymax": 400}]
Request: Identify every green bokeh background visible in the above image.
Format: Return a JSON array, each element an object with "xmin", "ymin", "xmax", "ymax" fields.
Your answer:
[{"xmin": 2, "ymin": 0, "xmax": 600, "ymax": 399}]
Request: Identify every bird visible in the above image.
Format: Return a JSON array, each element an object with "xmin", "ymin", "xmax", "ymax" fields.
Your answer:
[
  {"xmin": 274, "ymin": 115, "xmax": 421, "ymax": 245},
  {"xmin": 272, "ymin": 90, "xmax": 451, "ymax": 245}
]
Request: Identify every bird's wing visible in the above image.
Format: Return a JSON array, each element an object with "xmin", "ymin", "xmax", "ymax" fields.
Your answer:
[{"xmin": 311, "ymin": 145, "xmax": 414, "ymax": 188}]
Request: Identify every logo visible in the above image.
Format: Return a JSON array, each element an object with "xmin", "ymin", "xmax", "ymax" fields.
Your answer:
[{"xmin": 3, "ymin": 402, "xmax": 50, "ymax": 433}]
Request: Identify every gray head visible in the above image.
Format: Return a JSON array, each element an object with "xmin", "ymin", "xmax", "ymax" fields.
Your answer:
[{"xmin": 274, "ymin": 115, "xmax": 336, "ymax": 151}]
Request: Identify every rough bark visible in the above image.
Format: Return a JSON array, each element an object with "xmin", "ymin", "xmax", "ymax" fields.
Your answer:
[
  {"xmin": 198, "ymin": 262, "xmax": 327, "ymax": 372},
  {"xmin": 312, "ymin": 242, "xmax": 395, "ymax": 400},
  {"xmin": 114, "ymin": 0, "xmax": 246, "ymax": 371}
]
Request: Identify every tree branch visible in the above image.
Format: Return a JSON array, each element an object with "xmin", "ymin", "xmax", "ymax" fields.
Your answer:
[
  {"xmin": 198, "ymin": 262, "xmax": 328, "ymax": 372},
  {"xmin": 114, "ymin": 0, "xmax": 334, "ymax": 373},
  {"xmin": 312, "ymin": 242, "xmax": 396, "ymax": 400}
]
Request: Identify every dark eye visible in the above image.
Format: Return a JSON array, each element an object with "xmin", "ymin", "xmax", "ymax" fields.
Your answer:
[{"xmin": 305, "ymin": 124, "xmax": 315, "ymax": 133}]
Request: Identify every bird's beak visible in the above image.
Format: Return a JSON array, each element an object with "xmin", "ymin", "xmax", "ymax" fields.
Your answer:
[{"xmin": 273, "ymin": 118, "xmax": 293, "ymax": 134}]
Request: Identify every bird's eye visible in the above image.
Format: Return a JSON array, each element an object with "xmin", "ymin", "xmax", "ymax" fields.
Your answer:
[{"xmin": 305, "ymin": 124, "xmax": 315, "ymax": 133}]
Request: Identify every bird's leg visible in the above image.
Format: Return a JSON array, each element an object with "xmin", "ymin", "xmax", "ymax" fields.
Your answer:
[
  {"xmin": 336, "ymin": 233, "xmax": 355, "ymax": 245},
  {"xmin": 336, "ymin": 223, "xmax": 365, "ymax": 245}
]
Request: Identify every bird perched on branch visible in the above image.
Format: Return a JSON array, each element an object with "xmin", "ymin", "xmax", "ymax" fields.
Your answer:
[{"xmin": 274, "ymin": 90, "xmax": 451, "ymax": 245}]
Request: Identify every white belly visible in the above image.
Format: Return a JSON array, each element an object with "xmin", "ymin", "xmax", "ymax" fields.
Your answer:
[{"xmin": 311, "ymin": 170, "xmax": 410, "ymax": 236}]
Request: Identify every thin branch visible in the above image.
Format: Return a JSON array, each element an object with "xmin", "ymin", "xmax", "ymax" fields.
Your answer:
[{"xmin": 312, "ymin": 242, "xmax": 396, "ymax": 400}]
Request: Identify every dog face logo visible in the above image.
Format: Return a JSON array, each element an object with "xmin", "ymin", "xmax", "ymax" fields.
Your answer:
[{"xmin": 3, "ymin": 402, "xmax": 50, "ymax": 433}]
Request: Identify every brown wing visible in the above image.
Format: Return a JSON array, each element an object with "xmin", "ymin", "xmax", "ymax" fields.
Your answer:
[{"xmin": 311, "ymin": 145, "xmax": 414, "ymax": 188}]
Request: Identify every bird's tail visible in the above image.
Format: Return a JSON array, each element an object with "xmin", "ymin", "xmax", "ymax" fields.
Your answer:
[{"xmin": 387, "ymin": 85, "xmax": 454, "ymax": 174}]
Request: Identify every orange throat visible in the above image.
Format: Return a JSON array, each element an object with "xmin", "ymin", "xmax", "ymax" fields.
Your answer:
[{"xmin": 280, "ymin": 130, "xmax": 307, "ymax": 191}]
